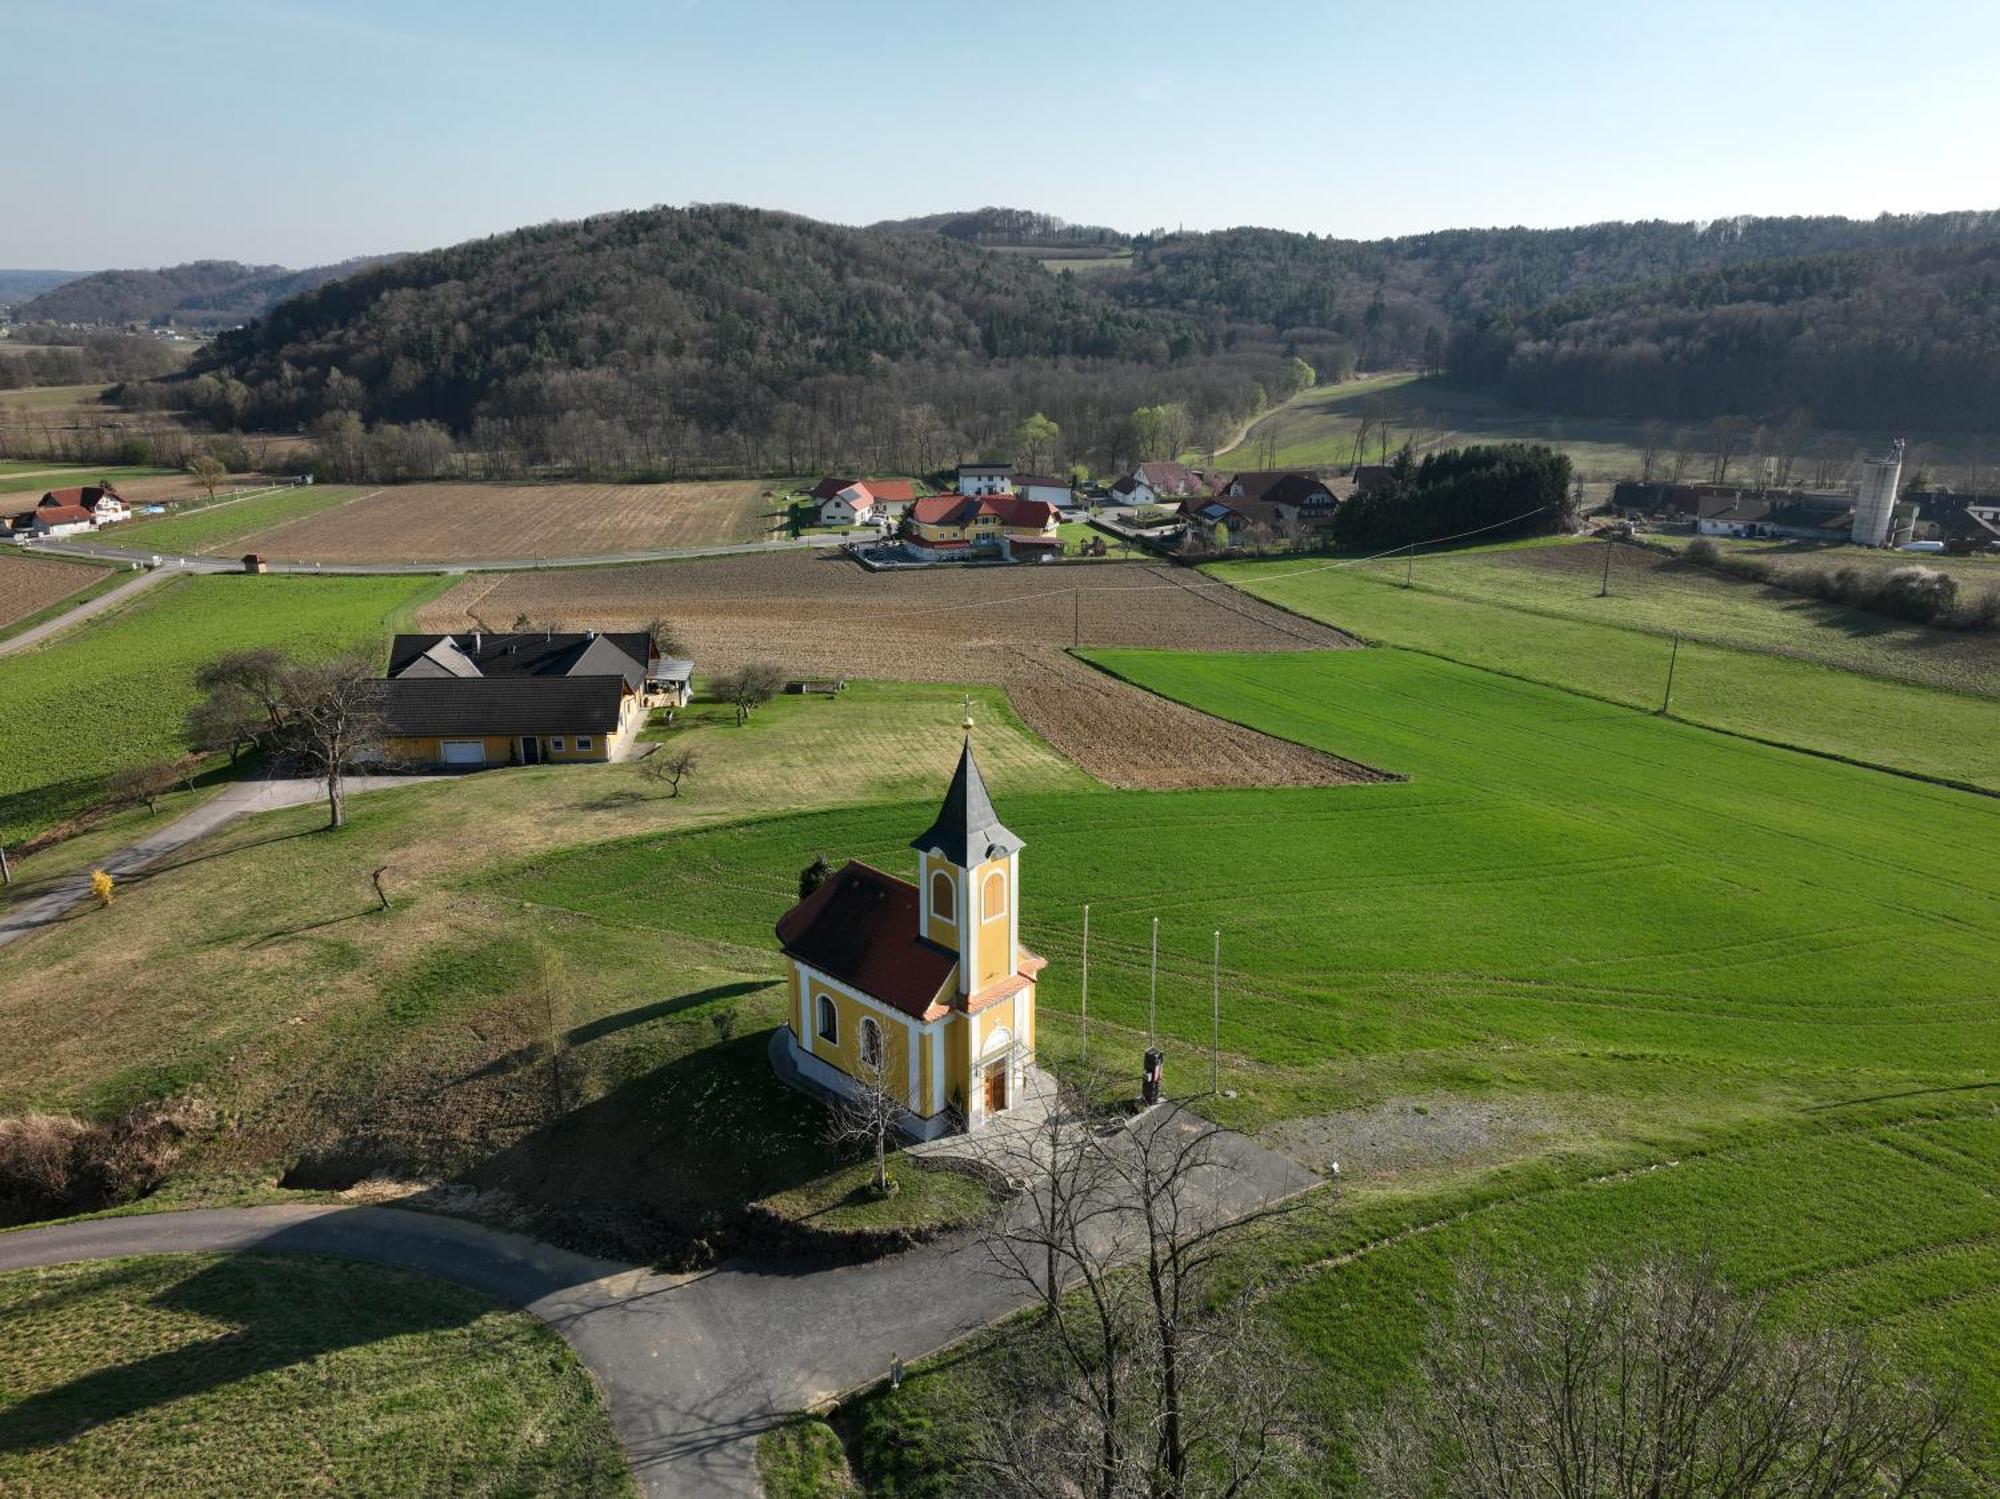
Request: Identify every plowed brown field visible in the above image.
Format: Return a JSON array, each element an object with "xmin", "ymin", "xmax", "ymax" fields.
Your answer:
[
  {"xmin": 246, "ymin": 481, "xmax": 779, "ymax": 561},
  {"xmin": 0, "ymin": 553, "xmax": 104, "ymax": 629},
  {"xmin": 422, "ymin": 551, "xmax": 1389, "ymax": 790}
]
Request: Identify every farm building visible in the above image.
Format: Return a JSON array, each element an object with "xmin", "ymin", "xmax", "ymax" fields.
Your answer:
[
  {"xmin": 42, "ymin": 484, "xmax": 130, "ymax": 524},
  {"xmin": 380, "ymin": 629, "xmax": 656, "ymax": 767},
  {"xmin": 809, "ymin": 476, "xmax": 918, "ymax": 527},
  {"xmin": 1010, "ymin": 473, "xmax": 1074, "ymax": 508},
  {"xmin": 773, "ymin": 736, "xmax": 1043, "ymax": 1140},
  {"xmin": 14, "ymin": 503, "xmax": 98, "ymax": 538},
  {"xmin": 905, "ymin": 492, "xmax": 1061, "ymax": 561}
]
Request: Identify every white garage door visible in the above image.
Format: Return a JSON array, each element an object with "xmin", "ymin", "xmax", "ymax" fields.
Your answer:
[{"xmin": 440, "ymin": 740, "xmax": 486, "ymax": 765}]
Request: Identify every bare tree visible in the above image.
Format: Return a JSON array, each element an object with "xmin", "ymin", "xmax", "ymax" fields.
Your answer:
[
  {"xmin": 825, "ymin": 1032, "xmax": 905, "ymax": 1194},
  {"xmin": 108, "ymin": 760, "xmax": 182, "ymax": 816},
  {"xmin": 187, "ymin": 453, "xmax": 226, "ymax": 503},
  {"xmin": 1708, "ymin": 414, "xmax": 1752, "ymax": 486},
  {"xmin": 1669, "ymin": 425, "xmax": 1696, "ymax": 484},
  {"xmin": 968, "ymin": 1083, "xmax": 1314, "ymax": 1499},
  {"xmin": 189, "ymin": 646, "xmax": 289, "ymax": 757},
  {"xmin": 643, "ymin": 747, "xmax": 697, "ymax": 797},
  {"xmin": 1355, "ymin": 1250, "xmax": 1971, "ymax": 1499},
  {"xmin": 714, "ymin": 661, "xmax": 785, "ymax": 726},
  {"xmin": 645, "ymin": 616, "xmax": 687, "ymax": 660},
  {"xmin": 274, "ymin": 657, "xmax": 385, "ymax": 829},
  {"xmin": 1639, "ymin": 418, "xmax": 1666, "ymax": 483}
]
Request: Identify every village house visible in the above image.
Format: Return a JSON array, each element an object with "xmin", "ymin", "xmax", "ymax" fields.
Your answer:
[
  {"xmin": 379, "ymin": 630, "xmax": 660, "ymax": 767},
  {"xmin": 773, "ymin": 736, "xmax": 1043, "ymax": 1138},
  {"xmin": 905, "ymin": 491, "xmax": 1061, "ymax": 562},
  {"xmin": 1109, "ymin": 460, "xmax": 1208, "ymax": 508},
  {"xmin": 808, "ymin": 476, "xmax": 917, "ymax": 527},
  {"xmin": 1009, "ymin": 472, "xmax": 1074, "ymax": 509},
  {"xmin": 955, "ymin": 461, "xmax": 1014, "ymax": 497},
  {"xmin": 1214, "ymin": 470, "xmax": 1342, "ymax": 529},
  {"xmin": 9, "ymin": 485, "xmax": 131, "ymax": 538}
]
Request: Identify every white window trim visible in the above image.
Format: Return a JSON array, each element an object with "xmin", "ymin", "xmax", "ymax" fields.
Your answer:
[
  {"xmin": 575, "ymin": 735, "xmax": 593, "ymax": 751},
  {"xmin": 816, "ymin": 992, "xmax": 839, "ymax": 1046},
  {"xmin": 928, "ymin": 864, "xmax": 956, "ymax": 926},
  {"xmin": 796, "ymin": 962, "xmax": 945, "ymax": 1113},
  {"xmin": 550, "ymin": 736, "xmax": 566, "ymax": 752},
  {"xmin": 982, "ymin": 869, "xmax": 1007, "ymax": 923}
]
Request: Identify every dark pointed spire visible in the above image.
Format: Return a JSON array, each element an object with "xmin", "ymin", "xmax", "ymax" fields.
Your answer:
[{"xmin": 911, "ymin": 737, "xmax": 1023, "ymax": 868}]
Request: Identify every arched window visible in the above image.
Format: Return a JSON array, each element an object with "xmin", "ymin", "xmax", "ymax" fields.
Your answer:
[
  {"xmin": 860, "ymin": 1017, "xmax": 884, "ymax": 1069},
  {"xmin": 983, "ymin": 870, "xmax": 1007, "ymax": 921},
  {"xmin": 816, "ymin": 993, "xmax": 838, "ymax": 1045},
  {"xmin": 930, "ymin": 869, "xmax": 956, "ymax": 923}
]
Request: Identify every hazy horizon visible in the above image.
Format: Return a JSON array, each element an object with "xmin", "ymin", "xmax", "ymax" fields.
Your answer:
[{"xmin": 9, "ymin": 0, "xmax": 2000, "ymax": 269}]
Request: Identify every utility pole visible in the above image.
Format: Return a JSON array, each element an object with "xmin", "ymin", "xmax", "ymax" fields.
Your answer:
[
  {"xmin": 1072, "ymin": 587, "xmax": 1080, "ymax": 649},
  {"xmin": 1210, "ymin": 929, "xmax": 1221, "ymax": 1094},
  {"xmin": 1404, "ymin": 538, "xmax": 1415, "ymax": 587},
  {"xmin": 1599, "ymin": 532, "xmax": 1615, "ymax": 597},
  {"xmin": 1079, "ymin": 903, "xmax": 1090, "ymax": 1061},
  {"xmin": 1660, "ymin": 633, "xmax": 1680, "ymax": 715},
  {"xmin": 0, "ymin": 842, "xmax": 10, "ymax": 888},
  {"xmin": 1149, "ymin": 917, "xmax": 1159, "ymax": 1046}
]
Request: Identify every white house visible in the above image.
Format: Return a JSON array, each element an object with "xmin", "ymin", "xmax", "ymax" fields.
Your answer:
[
  {"xmin": 817, "ymin": 482, "xmax": 878, "ymax": 527},
  {"xmin": 25, "ymin": 504, "xmax": 98, "ymax": 538},
  {"xmin": 956, "ymin": 462, "xmax": 1015, "ymax": 498}
]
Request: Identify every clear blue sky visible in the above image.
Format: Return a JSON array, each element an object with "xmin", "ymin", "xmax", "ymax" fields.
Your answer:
[{"xmin": 8, "ymin": 0, "xmax": 1999, "ymax": 268}]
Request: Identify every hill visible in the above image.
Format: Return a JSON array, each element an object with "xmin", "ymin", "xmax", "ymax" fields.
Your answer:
[
  {"xmin": 869, "ymin": 205, "xmax": 1130, "ymax": 251},
  {"xmin": 17, "ymin": 256, "xmax": 393, "ymax": 330},
  {"xmin": 0, "ymin": 270, "xmax": 83, "ymax": 307},
  {"xmin": 178, "ymin": 204, "xmax": 1280, "ymax": 475},
  {"xmin": 1446, "ymin": 239, "xmax": 2000, "ymax": 428}
]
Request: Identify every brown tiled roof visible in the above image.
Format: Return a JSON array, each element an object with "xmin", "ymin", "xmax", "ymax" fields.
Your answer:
[
  {"xmin": 32, "ymin": 505, "xmax": 94, "ymax": 525},
  {"xmin": 776, "ymin": 862, "xmax": 957, "ymax": 1021},
  {"xmin": 911, "ymin": 494, "xmax": 1056, "ymax": 530}
]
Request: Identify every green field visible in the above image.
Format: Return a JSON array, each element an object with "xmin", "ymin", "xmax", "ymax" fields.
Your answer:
[
  {"xmin": 0, "ymin": 462, "xmax": 179, "ymax": 495},
  {"xmin": 0, "ymin": 1253, "xmax": 632, "ymax": 1496},
  {"xmin": 0, "ymin": 572, "xmax": 442, "ymax": 847},
  {"xmin": 116, "ymin": 484, "xmax": 367, "ymax": 554},
  {"xmin": 1211, "ymin": 546, "xmax": 2000, "ymax": 789},
  {"xmin": 1215, "ymin": 373, "xmax": 2000, "ymax": 484}
]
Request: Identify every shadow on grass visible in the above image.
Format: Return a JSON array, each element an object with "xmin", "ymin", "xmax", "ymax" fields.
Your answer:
[{"xmin": 0, "ymin": 1252, "xmax": 481, "ymax": 1456}]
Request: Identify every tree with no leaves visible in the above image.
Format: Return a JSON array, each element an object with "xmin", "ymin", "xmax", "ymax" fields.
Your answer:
[
  {"xmin": 187, "ymin": 453, "xmax": 227, "ymax": 502},
  {"xmin": 714, "ymin": 661, "xmax": 785, "ymax": 726},
  {"xmin": 967, "ymin": 1076, "xmax": 1314, "ymax": 1499},
  {"xmin": 643, "ymin": 747, "xmax": 697, "ymax": 797},
  {"xmin": 109, "ymin": 760, "xmax": 182, "ymax": 816},
  {"xmin": 1639, "ymin": 417, "xmax": 1667, "ymax": 483},
  {"xmin": 187, "ymin": 646, "xmax": 289, "ymax": 762},
  {"xmin": 825, "ymin": 1030, "xmax": 905, "ymax": 1195},
  {"xmin": 1355, "ymin": 1250, "xmax": 1972, "ymax": 1499},
  {"xmin": 273, "ymin": 656, "xmax": 386, "ymax": 829}
]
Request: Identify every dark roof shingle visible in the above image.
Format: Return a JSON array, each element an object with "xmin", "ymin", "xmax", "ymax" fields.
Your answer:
[{"xmin": 381, "ymin": 677, "xmax": 625, "ymax": 737}]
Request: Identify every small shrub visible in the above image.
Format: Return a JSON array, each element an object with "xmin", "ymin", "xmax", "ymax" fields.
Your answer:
[
  {"xmin": 1683, "ymin": 537, "xmax": 1720, "ymax": 566},
  {"xmin": 1878, "ymin": 565, "xmax": 1958, "ymax": 625},
  {"xmin": 89, "ymin": 868, "xmax": 115, "ymax": 906}
]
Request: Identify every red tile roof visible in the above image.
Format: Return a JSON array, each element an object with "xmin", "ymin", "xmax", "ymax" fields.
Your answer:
[
  {"xmin": 912, "ymin": 494, "xmax": 1056, "ymax": 530},
  {"xmin": 32, "ymin": 505, "xmax": 95, "ymax": 526},
  {"xmin": 776, "ymin": 862, "xmax": 958, "ymax": 1021}
]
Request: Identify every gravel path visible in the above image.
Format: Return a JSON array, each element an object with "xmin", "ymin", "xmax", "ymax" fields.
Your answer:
[{"xmin": 0, "ymin": 565, "xmax": 167, "ymax": 658}]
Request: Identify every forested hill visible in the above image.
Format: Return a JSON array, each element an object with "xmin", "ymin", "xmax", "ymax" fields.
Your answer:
[
  {"xmin": 180, "ymin": 204, "xmax": 1250, "ymax": 468},
  {"xmin": 17, "ymin": 256, "xmax": 393, "ymax": 330},
  {"xmin": 1101, "ymin": 210, "xmax": 2000, "ymax": 373},
  {"xmin": 1446, "ymin": 241, "xmax": 2000, "ymax": 429},
  {"xmin": 0, "ymin": 269, "xmax": 84, "ymax": 306},
  {"xmin": 870, "ymin": 206, "xmax": 1130, "ymax": 250}
]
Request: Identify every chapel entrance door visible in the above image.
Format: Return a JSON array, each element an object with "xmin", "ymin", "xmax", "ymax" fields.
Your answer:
[{"xmin": 984, "ymin": 1060, "xmax": 1008, "ymax": 1116}]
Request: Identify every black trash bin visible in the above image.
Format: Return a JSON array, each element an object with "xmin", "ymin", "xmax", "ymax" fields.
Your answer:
[{"xmin": 1142, "ymin": 1048, "xmax": 1164, "ymax": 1105}]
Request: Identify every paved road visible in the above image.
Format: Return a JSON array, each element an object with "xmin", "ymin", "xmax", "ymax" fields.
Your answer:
[
  {"xmin": 17, "ymin": 530, "xmax": 856, "ymax": 577},
  {"xmin": 0, "ymin": 774, "xmax": 436, "ymax": 948},
  {"xmin": 0, "ymin": 565, "xmax": 169, "ymax": 658},
  {"xmin": 0, "ymin": 1109, "xmax": 1320, "ymax": 1496}
]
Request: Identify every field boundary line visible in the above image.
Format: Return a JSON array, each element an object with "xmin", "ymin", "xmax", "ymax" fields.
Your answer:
[
  {"xmin": 1160, "ymin": 577, "xmax": 2000, "ymax": 802},
  {"xmin": 222, "ymin": 486, "xmax": 383, "ymax": 556}
]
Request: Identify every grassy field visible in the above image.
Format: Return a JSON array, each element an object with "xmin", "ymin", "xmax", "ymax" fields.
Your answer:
[
  {"xmin": 0, "ymin": 572, "xmax": 444, "ymax": 847},
  {"xmin": 0, "ymin": 1253, "xmax": 632, "ymax": 1496},
  {"xmin": 114, "ymin": 484, "xmax": 370, "ymax": 554},
  {"xmin": 0, "ymin": 461, "xmax": 180, "ymax": 495},
  {"xmin": 1215, "ymin": 372, "xmax": 2000, "ymax": 484},
  {"xmin": 1210, "ymin": 545, "xmax": 2000, "ymax": 788},
  {"xmin": 0, "ymin": 681, "xmax": 1089, "ymax": 1260}
]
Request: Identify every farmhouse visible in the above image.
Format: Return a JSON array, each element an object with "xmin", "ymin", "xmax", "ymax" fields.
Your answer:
[
  {"xmin": 1110, "ymin": 460, "xmax": 1209, "ymax": 507},
  {"xmin": 774, "ymin": 737, "xmax": 1043, "ymax": 1139},
  {"xmin": 955, "ymin": 462, "xmax": 1014, "ymax": 497},
  {"xmin": 1352, "ymin": 464, "xmax": 1399, "ymax": 496},
  {"xmin": 1214, "ymin": 470, "xmax": 1341, "ymax": 529},
  {"xmin": 906, "ymin": 492, "xmax": 1061, "ymax": 561},
  {"xmin": 43, "ymin": 484, "xmax": 130, "ymax": 524},
  {"xmin": 14, "ymin": 503, "xmax": 98, "ymax": 538},
  {"xmin": 1010, "ymin": 473, "xmax": 1074, "ymax": 508},
  {"xmin": 809, "ymin": 476, "xmax": 918, "ymax": 527},
  {"xmin": 380, "ymin": 629, "xmax": 655, "ymax": 767}
]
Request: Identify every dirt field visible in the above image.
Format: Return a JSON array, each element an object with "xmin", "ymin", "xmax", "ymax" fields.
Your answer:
[
  {"xmin": 423, "ymin": 551, "xmax": 1387, "ymax": 790},
  {"xmin": 0, "ymin": 553, "xmax": 104, "ymax": 629},
  {"xmin": 243, "ymin": 481, "xmax": 782, "ymax": 562}
]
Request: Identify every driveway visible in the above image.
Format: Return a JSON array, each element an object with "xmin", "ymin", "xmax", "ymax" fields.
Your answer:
[
  {"xmin": 0, "ymin": 566, "xmax": 168, "ymax": 659},
  {"xmin": 0, "ymin": 1107, "xmax": 1320, "ymax": 1496},
  {"xmin": 0, "ymin": 773, "xmax": 437, "ymax": 948}
]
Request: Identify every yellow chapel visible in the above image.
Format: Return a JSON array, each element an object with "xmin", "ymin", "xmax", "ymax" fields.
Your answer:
[{"xmin": 773, "ymin": 737, "xmax": 1044, "ymax": 1138}]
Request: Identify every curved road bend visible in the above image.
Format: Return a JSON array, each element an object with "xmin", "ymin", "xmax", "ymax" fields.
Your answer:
[{"xmin": 0, "ymin": 1113, "xmax": 1320, "ymax": 1497}]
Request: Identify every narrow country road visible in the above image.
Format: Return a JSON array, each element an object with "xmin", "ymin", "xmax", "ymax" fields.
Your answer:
[
  {"xmin": 19, "ymin": 529, "xmax": 857, "ymax": 577},
  {"xmin": 0, "ymin": 565, "xmax": 168, "ymax": 658},
  {"xmin": 0, "ymin": 1112, "xmax": 1321, "ymax": 1496},
  {"xmin": 0, "ymin": 774, "xmax": 437, "ymax": 948}
]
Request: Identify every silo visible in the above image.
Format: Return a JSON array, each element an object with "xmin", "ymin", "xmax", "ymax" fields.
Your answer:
[{"xmin": 1852, "ymin": 440, "xmax": 1904, "ymax": 547}]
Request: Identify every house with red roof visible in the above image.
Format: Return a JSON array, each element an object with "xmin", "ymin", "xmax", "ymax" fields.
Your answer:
[
  {"xmin": 774, "ymin": 736, "xmax": 1044, "ymax": 1138},
  {"xmin": 809, "ymin": 476, "xmax": 918, "ymax": 527},
  {"xmin": 905, "ymin": 491, "xmax": 1060, "ymax": 561},
  {"xmin": 14, "ymin": 502, "xmax": 98, "ymax": 538}
]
